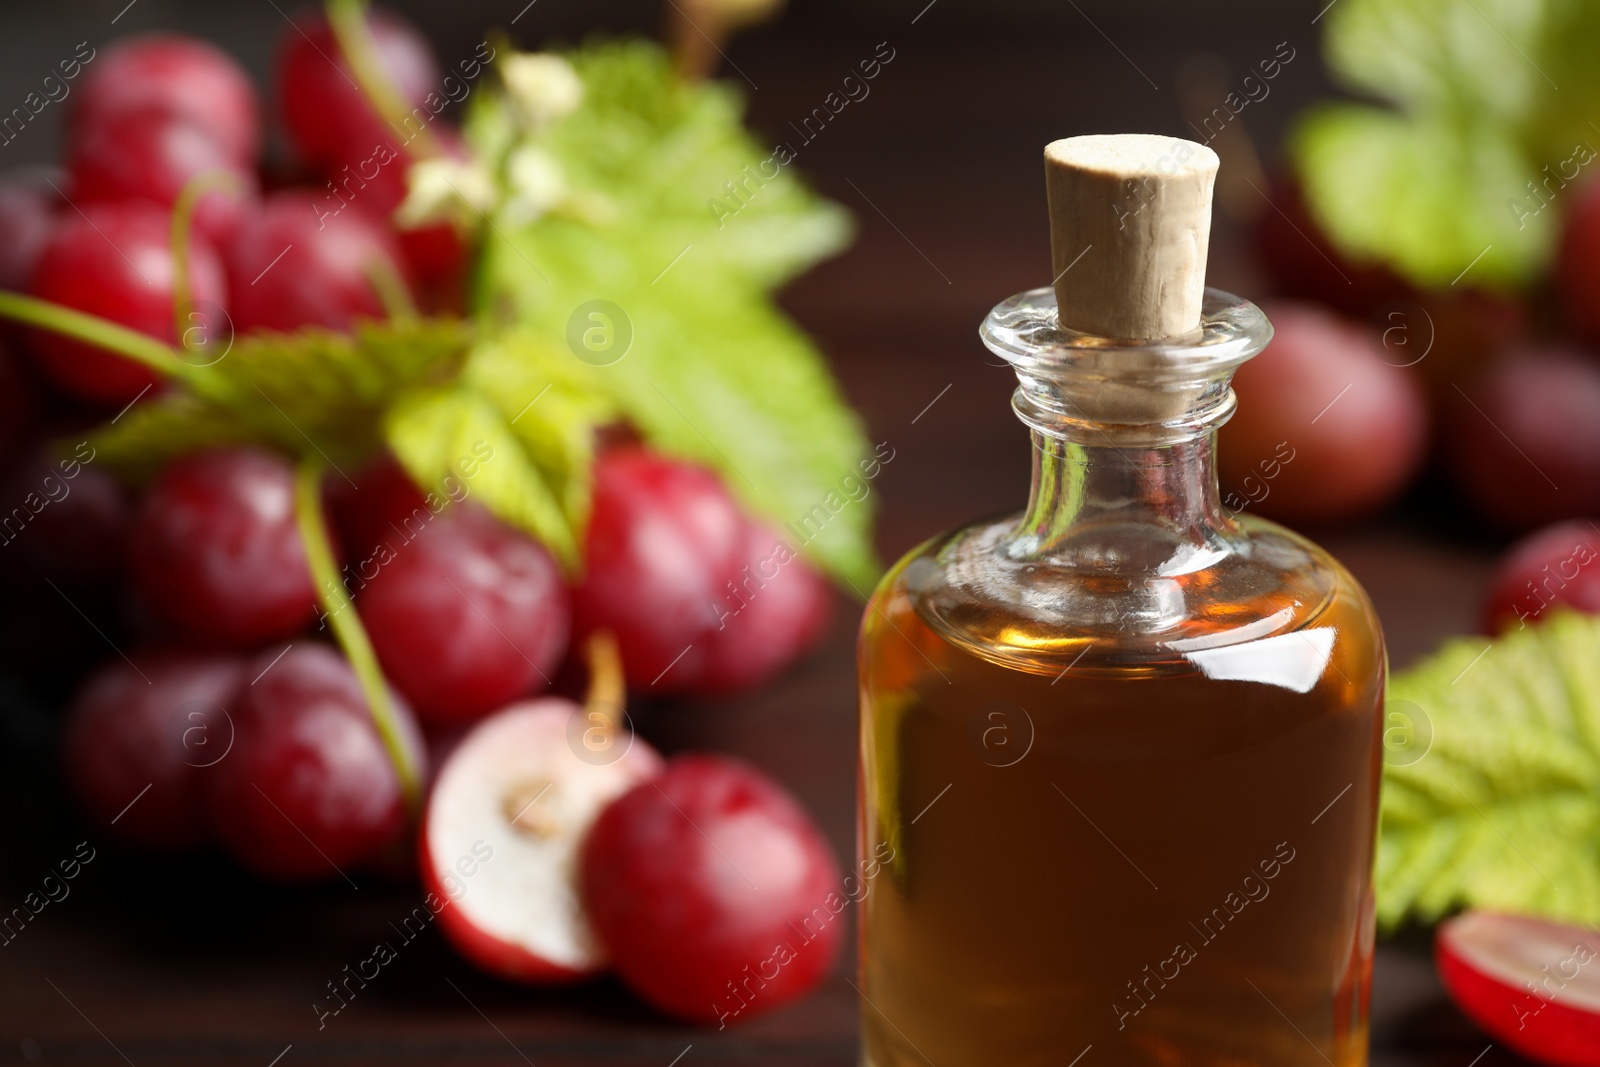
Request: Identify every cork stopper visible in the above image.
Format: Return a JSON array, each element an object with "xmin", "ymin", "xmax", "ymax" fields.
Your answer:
[{"xmin": 1045, "ymin": 134, "xmax": 1219, "ymax": 341}]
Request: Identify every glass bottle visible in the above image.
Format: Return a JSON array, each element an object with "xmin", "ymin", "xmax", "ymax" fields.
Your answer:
[{"xmin": 856, "ymin": 137, "xmax": 1385, "ymax": 1067}]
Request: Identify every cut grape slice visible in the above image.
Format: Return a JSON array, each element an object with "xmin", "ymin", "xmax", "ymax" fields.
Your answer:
[
  {"xmin": 422, "ymin": 698, "xmax": 662, "ymax": 982},
  {"xmin": 1437, "ymin": 910, "xmax": 1600, "ymax": 1067}
]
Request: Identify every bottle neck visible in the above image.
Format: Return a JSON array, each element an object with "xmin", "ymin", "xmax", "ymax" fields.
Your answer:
[
  {"xmin": 1010, "ymin": 427, "xmax": 1231, "ymax": 571},
  {"xmin": 980, "ymin": 286, "xmax": 1272, "ymax": 576}
]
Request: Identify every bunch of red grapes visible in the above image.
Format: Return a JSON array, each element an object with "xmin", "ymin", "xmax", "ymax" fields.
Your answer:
[
  {"xmin": 0, "ymin": 9, "xmax": 844, "ymax": 1023},
  {"xmin": 1236, "ymin": 174, "xmax": 1600, "ymax": 635}
]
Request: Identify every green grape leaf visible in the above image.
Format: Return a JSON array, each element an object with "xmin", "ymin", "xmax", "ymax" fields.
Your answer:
[
  {"xmin": 472, "ymin": 41, "xmax": 879, "ymax": 586},
  {"xmin": 88, "ymin": 319, "xmax": 473, "ymax": 480},
  {"xmin": 537, "ymin": 40, "xmax": 853, "ymax": 291},
  {"xmin": 1291, "ymin": 0, "xmax": 1600, "ymax": 289},
  {"xmin": 384, "ymin": 378, "xmax": 584, "ymax": 569},
  {"xmin": 461, "ymin": 330, "xmax": 618, "ymax": 528},
  {"xmin": 88, "ymin": 393, "xmax": 262, "ymax": 483},
  {"xmin": 1291, "ymin": 105, "xmax": 1550, "ymax": 288},
  {"xmin": 1378, "ymin": 611, "xmax": 1600, "ymax": 928}
]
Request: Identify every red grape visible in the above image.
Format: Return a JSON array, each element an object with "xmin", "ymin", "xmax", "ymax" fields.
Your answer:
[
  {"xmin": 1369, "ymin": 292, "xmax": 1527, "ymax": 400},
  {"xmin": 130, "ymin": 448, "xmax": 318, "ymax": 649},
  {"xmin": 225, "ymin": 189, "xmax": 410, "ymax": 333},
  {"xmin": 573, "ymin": 447, "xmax": 746, "ymax": 688},
  {"xmin": 673, "ymin": 522, "xmax": 832, "ymax": 694},
  {"xmin": 1220, "ymin": 300, "xmax": 1429, "ymax": 525},
  {"xmin": 397, "ymin": 221, "xmax": 468, "ymax": 314},
  {"xmin": 71, "ymin": 34, "xmax": 261, "ymax": 165},
  {"xmin": 207, "ymin": 642, "xmax": 418, "ymax": 883},
  {"xmin": 1444, "ymin": 347, "xmax": 1600, "ymax": 532},
  {"xmin": 1481, "ymin": 519, "xmax": 1600, "ymax": 633},
  {"xmin": 580, "ymin": 755, "xmax": 844, "ymax": 1024},
  {"xmin": 62, "ymin": 649, "xmax": 246, "ymax": 850},
  {"xmin": 70, "ymin": 110, "xmax": 258, "ymax": 248},
  {"xmin": 27, "ymin": 201, "xmax": 227, "ymax": 407},
  {"xmin": 327, "ymin": 451, "xmax": 437, "ymax": 559},
  {"xmin": 276, "ymin": 7, "xmax": 439, "ymax": 171},
  {"xmin": 1, "ymin": 442, "xmax": 129, "ymax": 586},
  {"xmin": 0, "ymin": 169, "xmax": 65, "ymax": 292},
  {"xmin": 358, "ymin": 509, "xmax": 569, "ymax": 726},
  {"xmin": 1559, "ymin": 177, "xmax": 1600, "ymax": 345}
]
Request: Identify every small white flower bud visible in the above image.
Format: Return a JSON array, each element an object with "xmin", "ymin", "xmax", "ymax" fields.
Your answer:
[
  {"xmin": 396, "ymin": 157, "xmax": 499, "ymax": 230},
  {"xmin": 502, "ymin": 53, "xmax": 584, "ymax": 131}
]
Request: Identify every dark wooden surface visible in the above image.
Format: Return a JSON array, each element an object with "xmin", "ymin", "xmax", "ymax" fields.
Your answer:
[{"xmin": 0, "ymin": 7, "xmax": 1537, "ymax": 1067}]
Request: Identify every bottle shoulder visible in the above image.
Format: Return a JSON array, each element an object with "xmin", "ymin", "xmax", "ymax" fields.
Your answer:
[{"xmin": 867, "ymin": 510, "xmax": 1384, "ymax": 679}]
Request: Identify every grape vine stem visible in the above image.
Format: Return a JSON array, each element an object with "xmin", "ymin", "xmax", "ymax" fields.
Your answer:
[
  {"xmin": 294, "ymin": 453, "xmax": 424, "ymax": 813},
  {"xmin": 326, "ymin": 0, "xmax": 445, "ymax": 161},
  {"xmin": 169, "ymin": 170, "xmax": 247, "ymax": 346},
  {"xmin": 0, "ymin": 291, "xmax": 192, "ymax": 380}
]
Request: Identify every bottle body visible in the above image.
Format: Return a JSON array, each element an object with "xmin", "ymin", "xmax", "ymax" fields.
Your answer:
[
  {"xmin": 858, "ymin": 515, "xmax": 1383, "ymax": 1067},
  {"xmin": 857, "ymin": 289, "xmax": 1384, "ymax": 1067}
]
